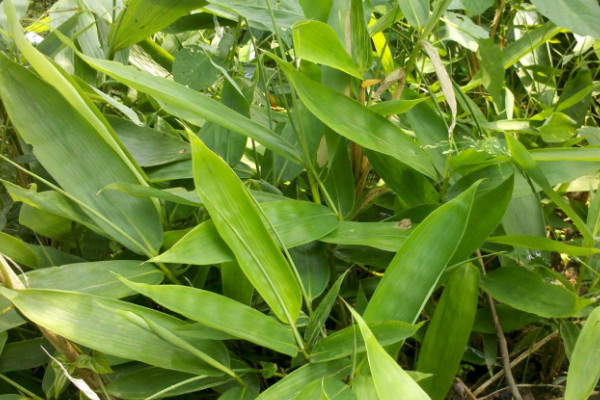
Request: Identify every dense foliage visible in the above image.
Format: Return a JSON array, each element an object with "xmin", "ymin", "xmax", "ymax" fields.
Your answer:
[{"xmin": 0, "ymin": 0, "xmax": 600, "ymax": 399}]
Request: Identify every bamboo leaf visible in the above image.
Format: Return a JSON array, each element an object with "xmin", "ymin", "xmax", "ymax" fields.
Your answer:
[
  {"xmin": 109, "ymin": 0, "xmax": 207, "ymax": 53},
  {"xmin": 189, "ymin": 135, "xmax": 301, "ymax": 324},
  {"xmin": 153, "ymin": 199, "xmax": 337, "ymax": 265},
  {"xmin": 73, "ymin": 51, "xmax": 302, "ymax": 163},
  {"xmin": 417, "ymin": 263, "xmax": 480, "ymax": 400},
  {"xmin": 310, "ymin": 321, "xmax": 421, "ymax": 363},
  {"xmin": 565, "ymin": 306, "xmax": 600, "ymax": 400},
  {"xmin": 486, "ymin": 235, "xmax": 600, "ymax": 256},
  {"xmin": 347, "ymin": 305, "xmax": 431, "ymax": 400},
  {"xmin": 363, "ymin": 182, "xmax": 479, "ymax": 324},
  {"xmin": 292, "ymin": 20, "xmax": 362, "ymax": 79},
  {"xmin": 0, "ymin": 53, "xmax": 162, "ymax": 256},
  {"xmin": 118, "ymin": 278, "xmax": 298, "ymax": 356},
  {"xmin": 272, "ymin": 55, "xmax": 437, "ymax": 179},
  {"xmin": 531, "ymin": 0, "xmax": 600, "ymax": 41},
  {"xmin": 0, "ymin": 288, "xmax": 227, "ymax": 375},
  {"xmin": 481, "ymin": 267, "xmax": 590, "ymax": 318}
]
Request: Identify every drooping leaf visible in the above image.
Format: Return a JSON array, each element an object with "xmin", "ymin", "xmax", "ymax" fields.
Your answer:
[
  {"xmin": 363, "ymin": 182, "xmax": 479, "ymax": 324},
  {"xmin": 565, "ymin": 306, "xmax": 600, "ymax": 400},
  {"xmin": 310, "ymin": 321, "xmax": 420, "ymax": 363},
  {"xmin": 108, "ymin": 0, "xmax": 207, "ymax": 53},
  {"xmin": 320, "ymin": 221, "xmax": 413, "ymax": 252},
  {"xmin": 119, "ymin": 278, "xmax": 298, "ymax": 356},
  {"xmin": 75, "ymin": 52, "xmax": 302, "ymax": 162},
  {"xmin": 347, "ymin": 305, "xmax": 431, "ymax": 400},
  {"xmin": 292, "ymin": 20, "xmax": 362, "ymax": 79},
  {"xmin": 189, "ymin": 135, "xmax": 301, "ymax": 324},
  {"xmin": 0, "ymin": 54, "xmax": 162, "ymax": 256},
  {"xmin": 273, "ymin": 55, "xmax": 437, "ymax": 179},
  {"xmin": 399, "ymin": 0, "xmax": 429, "ymax": 30},
  {"xmin": 0, "ymin": 288, "xmax": 227, "ymax": 375},
  {"xmin": 481, "ymin": 267, "xmax": 590, "ymax": 318},
  {"xmin": 417, "ymin": 263, "xmax": 480, "ymax": 400},
  {"xmin": 153, "ymin": 199, "xmax": 337, "ymax": 265},
  {"xmin": 486, "ymin": 235, "xmax": 600, "ymax": 256},
  {"xmin": 531, "ymin": 0, "xmax": 600, "ymax": 41},
  {"xmin": 538, "ymin": 112, "xmax": 578, "ymax": 143},
  {"xmin": 477, "ymin": 38, "xmax": 504, "ymax": 106}
]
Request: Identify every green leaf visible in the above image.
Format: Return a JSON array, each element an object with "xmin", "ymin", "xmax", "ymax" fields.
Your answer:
[
  {"xmin": 0, "ymin": 288, "xmax": 226, "ymax": 375},
  {"xmin": 477, "ymin": 38, "xmax": 504, "ymax": 107},
  {"xmin": 292, "ymin": 20, "xmax": 362, "ymax": 79},
  {"xmin": 0, "ymin": 54, "xmax": 163, "ymax": 256},
  {"xmin": 486, "ymin": 235, "xmax": 600, "ymax": 256},
  {"xmin": 417, "ymin": 263, "xmax": 480, "ymax": 400},
  {"xmin": 305, "ymin": 271, "xmax": 348, "ymax": 346},
  {"xmin": 108, "ymin": 116, "xmax": 190, "ymax": 168},
  {"xmin": 118, "ymin": 276, "xmax": 298, "ymax": 357},
  {"xmin": 505, "ymin": 134, "xmax": 593, "ymax": 246},
  {"xmin": 530, "ymin": 147, "xmax": 600, "ymax": 162},
  {"xmin": 363, "ymin": 182, "xmax": 479, "ymax": 324},
  {"xmin": 0, "ymin": 232, "xmax": 40, "ymax": 268},
  {"xmin": 107, "ymin": 367, "xmax": 231, "ymax": 399},
  {"xmin": 346, "ymin": 305, "xmax": 431, "ymax": 400},
  {"xmin": 481, "ymin": 267, "xmax": 589, "ymax": 318},
  {"xmin": 296, "ymin": 377, "xmax": 354, "ymax": 400},
  {"xmin": 74, "ymin": 52, "xmax": 302, "ymax": 163},
  {"xmin": 189, "ymin": 135, "xmax": 301, "ymax": 324},
  {"xmin": 153, "ymin": 199, "xmax": 337, "ymax": 265},
  {"xmin": 172, "ymin": 45, "xmax": 223, "ymax": 90},
  {"xmin": 349, "ymin": 0, "xmax": 371, "ymax": 73},
  {"xmin": 255, "ymin": 360, "xmax": 351, "ymax": 400},
  {"xmin": 109, "ymin": 0, "xmax": 207, "ymax": 53},
  {"xmin": 206, "ymin": 0, "xmax": 304, "ymax": 30},
  {"xmin": 538, "ymin": 112, "xmax": 578, "ymax": 143},
  {"xmin": 369, "ymin": 98, "xmax": 428, "ymax": 116},
  {"xmin": 291, "ymin": 242, "xmax": 330, "ymax": 301},
  {"xmin": 320, "ymin": 221, "xmax": 412, "ymax": 252},
  {"xmin": 565, "ymin": 306, "xmax": 600, "ymax": 400},
  {"xmin": 399, "ymin": 0, "xmax": 429, "ymax": 30},
  {"xmin": 531, "ymin": 0, "xmax": 600, "ymax": 41},
  {"xmin": 273, "ymin": 56, "xmax": 437, "ymax": 179},
  {"xmin": 310, "ymin": 321, "xmax": 420, "ymax": 363}
]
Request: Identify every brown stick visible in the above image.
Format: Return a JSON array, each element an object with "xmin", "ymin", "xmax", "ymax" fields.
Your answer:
[
  {"xmin": 473, "ymin": 330, "xmax": 559, "ymax": 396},
  {"xmin": 476, "ymin": 250, "xmax": 523, "ymax": 400}
]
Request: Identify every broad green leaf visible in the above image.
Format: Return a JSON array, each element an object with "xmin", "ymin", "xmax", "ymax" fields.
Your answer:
[
  {"xmin": 299, "ymin": 0, "xmax": 332, "ymax": 22},
  {"xmin": 538, "ymin": 112, "xmax": 577, "ymax": 143},
  {"xmin": 453, "ymin": 0, "xmax": 494, "ymax": 16},
  {"xmin": 310, "ymin": 321, "xmax": 420, "ymax": 363},
  {"xmin": 273, "ymin": 56, "xmax": 437, "ymax": 179},
  {"xmin": 199, "ymin": 78, "xmax": 253, "ymax": 167},
  {"xmin": 363, "ymin": 182, "xmax": 479, "ymax": 324},
  {"xmin": 565, "ymin": 306, "xmax": 600, "ymax": 400},
  {"xmin": 369, "ymin": 98, "xmax": 428, "ymax": 116},
  {"xmin": 486, "ymin": 235, "xmax": 600, "ymax": 256},
  {"xmin": 0, "ymin": 288, "xmax": 226, "ymax": 375},
  {"xmin": 320, "ymin": 221, "xmax": 413, "ymax": 252},
  {"xmin": 531, "ymin": 0, "xmax": 600, "ymax": 41},
  {"xmin": 0, "ymin": 20, "xmax": 162, "ymax": 256},
  {"xmin": 103, "ymin": 183, "xmax": 202, "ymax": 208},
  {"xmin": 417, "ymin": 263, "xmax": 480, "ymax": 400},
  {"xmin": 292, "ymin": 20, "xmax": 362, "ymax": 79},
  {"xmin": 305, "ymin": 271, "xmax": 349, "ymax": 346},
  {"xmin": 75, "ymin": 53, "xmax": 302, "ymax": 163},
  {"xmin": 349, "ymin": 0, "xmax": 371, "ymax": 72},
  {"xmin": 108, "ymin": 116, "xmax": 190, "ymax": 167},
  {"xmin": 296, "ymin": 377, "xmax": 355, "ymax": 400},
  {"xmin": 119, "ymin": 278, "xmax": 298, "ymax": 357},
  {"xmin": 347, "ymin": 306, "xmax": 431, "ymax": 400},
  {"xmin": 255, "ymin": 360, "xmax": 351, "ymax": 400},
  {"xmin": 560, "ymin": 320, "xmax": 580, "ymax": 361},
  {"xmin": 558, "ymin": 68, "xmax": 593, "ymax": 126},
  {"xmin": 19, "ymin": 203, "xmax": 71, "ymax": 240},
  {"xmin": 107, "ymin": 367, "xmax": 231, "ymax": 399},
  {"xmin": 449, "ymin": 175, "xmax": 514, "ymax": 265},
  {"xmin": 481, "ymin": 267, "xmax": 589, "ymax": 318},
  {"xmin": 153, "ymin": 199, "xmax": 337, "ymax": 265},
  {"xmin": 190, "ymin": 128, "xmax": 302, "ymax": 324},
  {"xmin": 206, "ymin": 0, "xmax": 304, "ymax": 30},
  {"xmin": 0, "ymin": 338, "xmax": 49, "ymax": 372},
  {"xmin": 108, "ymin": 0, "xmax": 207, "ymax": 53},
  {"xmin": 477, "ymin": 38, "xmax": 504, "ymax": 106},
  {"xmin": 530, "ymin": 147, "xmax": 600, "ymax": 162},
  {"xmin": 173, "ymin": 45, "xmax": 223, "ymax": 90},
  {"xmin": 0, "ymin": 232, "xmax": 40, "ymax": 268},
  {"xmin": 291, "ymin": 242, "xmax": 330, "ymax": 301},
  {"xmin": 219, "ymin": 387, "xmax": 260, "ymax": 400},
  {"xmin": 399, "ymin": 0, "xmax": 429, "ymax": 30},
  {"xmin": 222, "ymin": 261, "xmax": 254, "ymax": 306}
]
